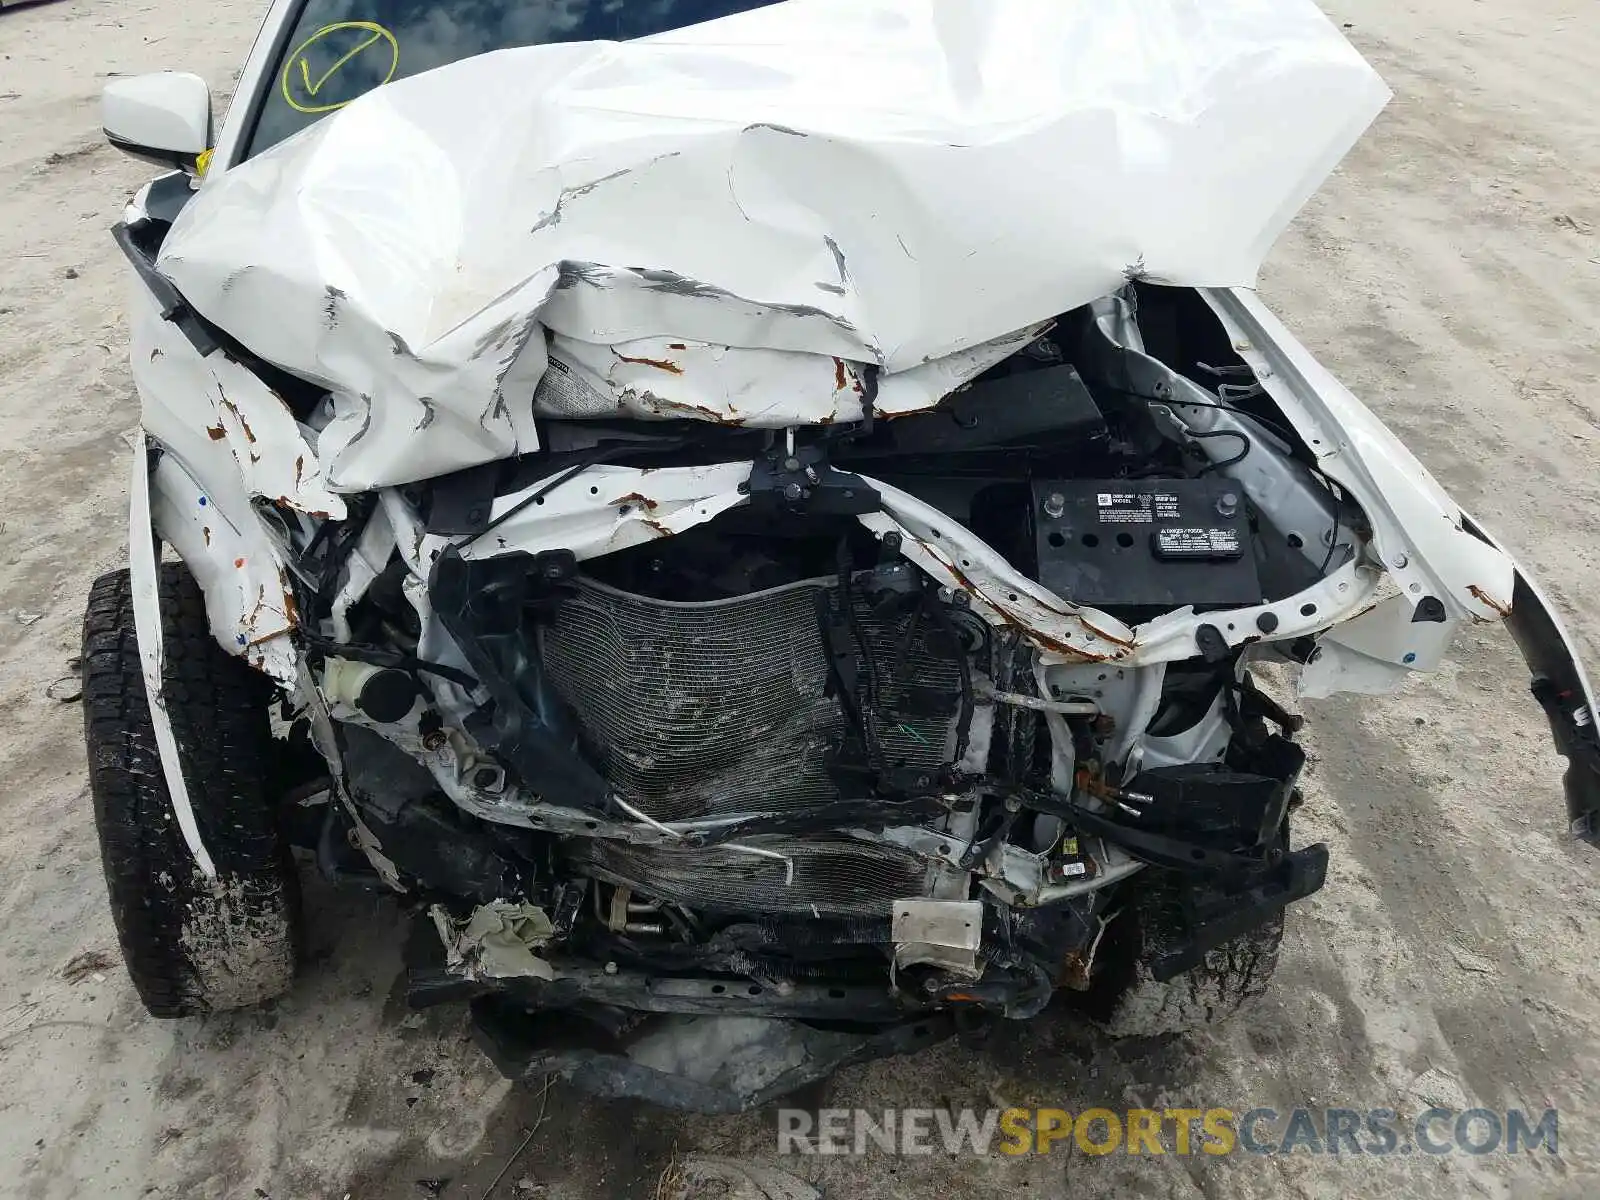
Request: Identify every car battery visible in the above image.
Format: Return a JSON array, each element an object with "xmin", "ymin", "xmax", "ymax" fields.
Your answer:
[{"xmin": 1031, "ymin": 478, "xmax": 1263, "ymax": 613}]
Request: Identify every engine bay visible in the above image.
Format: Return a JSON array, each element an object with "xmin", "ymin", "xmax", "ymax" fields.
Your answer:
[{"xmin": 274, "ymin": 284, "xmax": 1342, "ymax": 1039}]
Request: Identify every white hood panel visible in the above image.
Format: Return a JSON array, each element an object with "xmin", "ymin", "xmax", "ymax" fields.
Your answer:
[{"xmin": 157, "ymin": 0, "xmax": 1389, "ymax": 490}]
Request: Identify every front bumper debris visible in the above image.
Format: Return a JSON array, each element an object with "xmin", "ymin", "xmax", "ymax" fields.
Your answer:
[{"xmin": 1475, "ymin": 528, "xmax": 1600, "ymax": 841}]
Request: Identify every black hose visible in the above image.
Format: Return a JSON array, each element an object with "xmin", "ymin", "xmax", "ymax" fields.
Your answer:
[
  {"xmin": 1004, "ymin": 957, "xmax": 1055, "ymax": 1020},
  {"xmin": 979, "ymin": 942, "xmax": 1055, "ymax": 1020}
]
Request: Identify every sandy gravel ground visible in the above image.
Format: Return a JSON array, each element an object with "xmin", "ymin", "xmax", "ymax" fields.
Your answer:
[{"xmin": 3, "ymin": 0, "xmax": 1600, "ymax": 1196}]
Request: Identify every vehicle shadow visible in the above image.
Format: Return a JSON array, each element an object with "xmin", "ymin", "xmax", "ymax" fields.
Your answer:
[
  {"xmin": 138, "ymin": 864, "xmax": 1215, "ymax": 1199},
  {"xmin": 139, "ymin": 864, "xmax": 691, "ymax": 1198}
]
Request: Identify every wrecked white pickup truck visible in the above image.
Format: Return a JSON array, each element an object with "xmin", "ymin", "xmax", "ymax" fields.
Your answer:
[{"xmin": 88, "ymin": 0, "xmax": 1598, "ymax": 1111}]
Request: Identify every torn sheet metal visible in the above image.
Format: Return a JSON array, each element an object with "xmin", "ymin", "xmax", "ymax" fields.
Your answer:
[
  {"xmin": 435, "ymin": 458, "xmax": 1144, "ymax": 663},
  {"xmin": 534, "ymin": 334, "xmax": 874, "ymax": 426},
  {"xmin": 205, "ymin": 354, "xmax": 344, "ymax": 519},
  {"xmin": 431, "ymin": 901, "xmax": 557, "ymax": 981},
  {"xmin": 129, "ymin": 274, "xmax": 346, "ymax": 523},
  {"xmin": 1082, "ymin": 287, "xmax": 1518, "ymax": 659},
  {"xmin": 328, "ymin": 505, "xmax": 400, "ymax": 643},
  {"xmin": 859, "ymin": 480, "xmax": 1138, "ymax": 664},
  {"xmin": 147, "ymin": 449, "xmax": 302, "ymax": 686},
  {"xmin": 1299, "ymin": 591, "xmax": 1459, "ymax": 700},
  {"xmin": 448, "ymin": 463, "xmax": 752, "ymax": 564},
  {"xmin": 158, "ymin": 0, "xmax": 1388, "ymax": 490}
]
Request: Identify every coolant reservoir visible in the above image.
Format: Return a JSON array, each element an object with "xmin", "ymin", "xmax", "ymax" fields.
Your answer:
[{"xmin": 322, "ymin": 657, "xmax": 419, "ymax": 723}]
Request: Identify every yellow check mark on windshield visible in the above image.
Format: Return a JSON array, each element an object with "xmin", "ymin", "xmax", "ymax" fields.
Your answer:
[
  {"xmin": 300, "ymin": 29, "xmax": 384, "ymax": 97},
  {"xmin": 282, "ymin": 21, "xmax": 400, "ymax": 115}
]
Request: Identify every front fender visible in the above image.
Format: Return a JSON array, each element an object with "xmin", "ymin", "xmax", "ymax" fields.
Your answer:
[{"xmin": 1203, "ymin": 287, "xmax": 1600, "ymax": 844}]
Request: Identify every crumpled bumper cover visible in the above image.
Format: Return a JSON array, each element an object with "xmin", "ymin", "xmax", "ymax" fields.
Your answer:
[{"xmin": 1471, "ymin": 521, "xmax": 1600, "ymax": 842}]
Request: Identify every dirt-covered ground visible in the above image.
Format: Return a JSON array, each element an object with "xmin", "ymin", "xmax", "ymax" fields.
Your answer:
[{"xmin": 3, "ymin": 0, "xmax": 1600, "ymax": 1196}]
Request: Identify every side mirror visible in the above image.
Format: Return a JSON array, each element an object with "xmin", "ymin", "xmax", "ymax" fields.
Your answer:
[{"xmin": 102, "ymin": 72, "xmax": 213, "ymax": 173}]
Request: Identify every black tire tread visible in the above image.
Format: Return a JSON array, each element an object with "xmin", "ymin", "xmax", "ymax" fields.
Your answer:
[{"xmin": 82, "ymin": 563, "xmax": 299, "ymax": 1017}]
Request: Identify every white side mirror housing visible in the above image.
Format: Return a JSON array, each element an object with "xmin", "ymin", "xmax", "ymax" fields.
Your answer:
[{"xmin": 103, "ymin": 72, "xmax": 213, "ymax": 172}]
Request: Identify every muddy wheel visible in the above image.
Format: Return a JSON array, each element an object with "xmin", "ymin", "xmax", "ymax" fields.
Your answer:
[
  {"xmin": 1073, "ymin": 881, "xmax": 1283, "ymax": 1039},
  {"xmin": 82, "ymin": 563, "xmax": 300, "ymax": 1017}
]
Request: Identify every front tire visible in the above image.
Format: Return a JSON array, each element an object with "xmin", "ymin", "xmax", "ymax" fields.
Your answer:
[
  {"xmin": 82, "ymin": 563, "xmax": 300, "ymax": 1017},
  {"xmin": 1075, "ymin": 880, "xmax": 1283, "ymax": 1039}
]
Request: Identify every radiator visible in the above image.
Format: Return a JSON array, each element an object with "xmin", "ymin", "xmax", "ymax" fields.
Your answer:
[{"xmin": 539, "ymin": 575, "xmax": 962, "ymax": 822}]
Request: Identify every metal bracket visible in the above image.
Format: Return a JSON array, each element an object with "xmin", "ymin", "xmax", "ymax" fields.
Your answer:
[
  {"xmin": 891, "ymin": 899, "xmax": 983, "ymax": 981},
  {"xmin": 746, "ymin": 444, "xmax": 880, "ymax": 515}
]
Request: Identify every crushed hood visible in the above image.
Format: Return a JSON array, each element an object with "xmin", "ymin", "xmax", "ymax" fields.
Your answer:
[{"xmin": 157, "ymin": 0, "xmax": 1390, "ymax": 491}]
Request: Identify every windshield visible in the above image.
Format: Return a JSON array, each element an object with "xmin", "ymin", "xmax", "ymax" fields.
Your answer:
[{"xmin": 246, "ymin": 0, "xmax": 778, "ymax": 159}]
